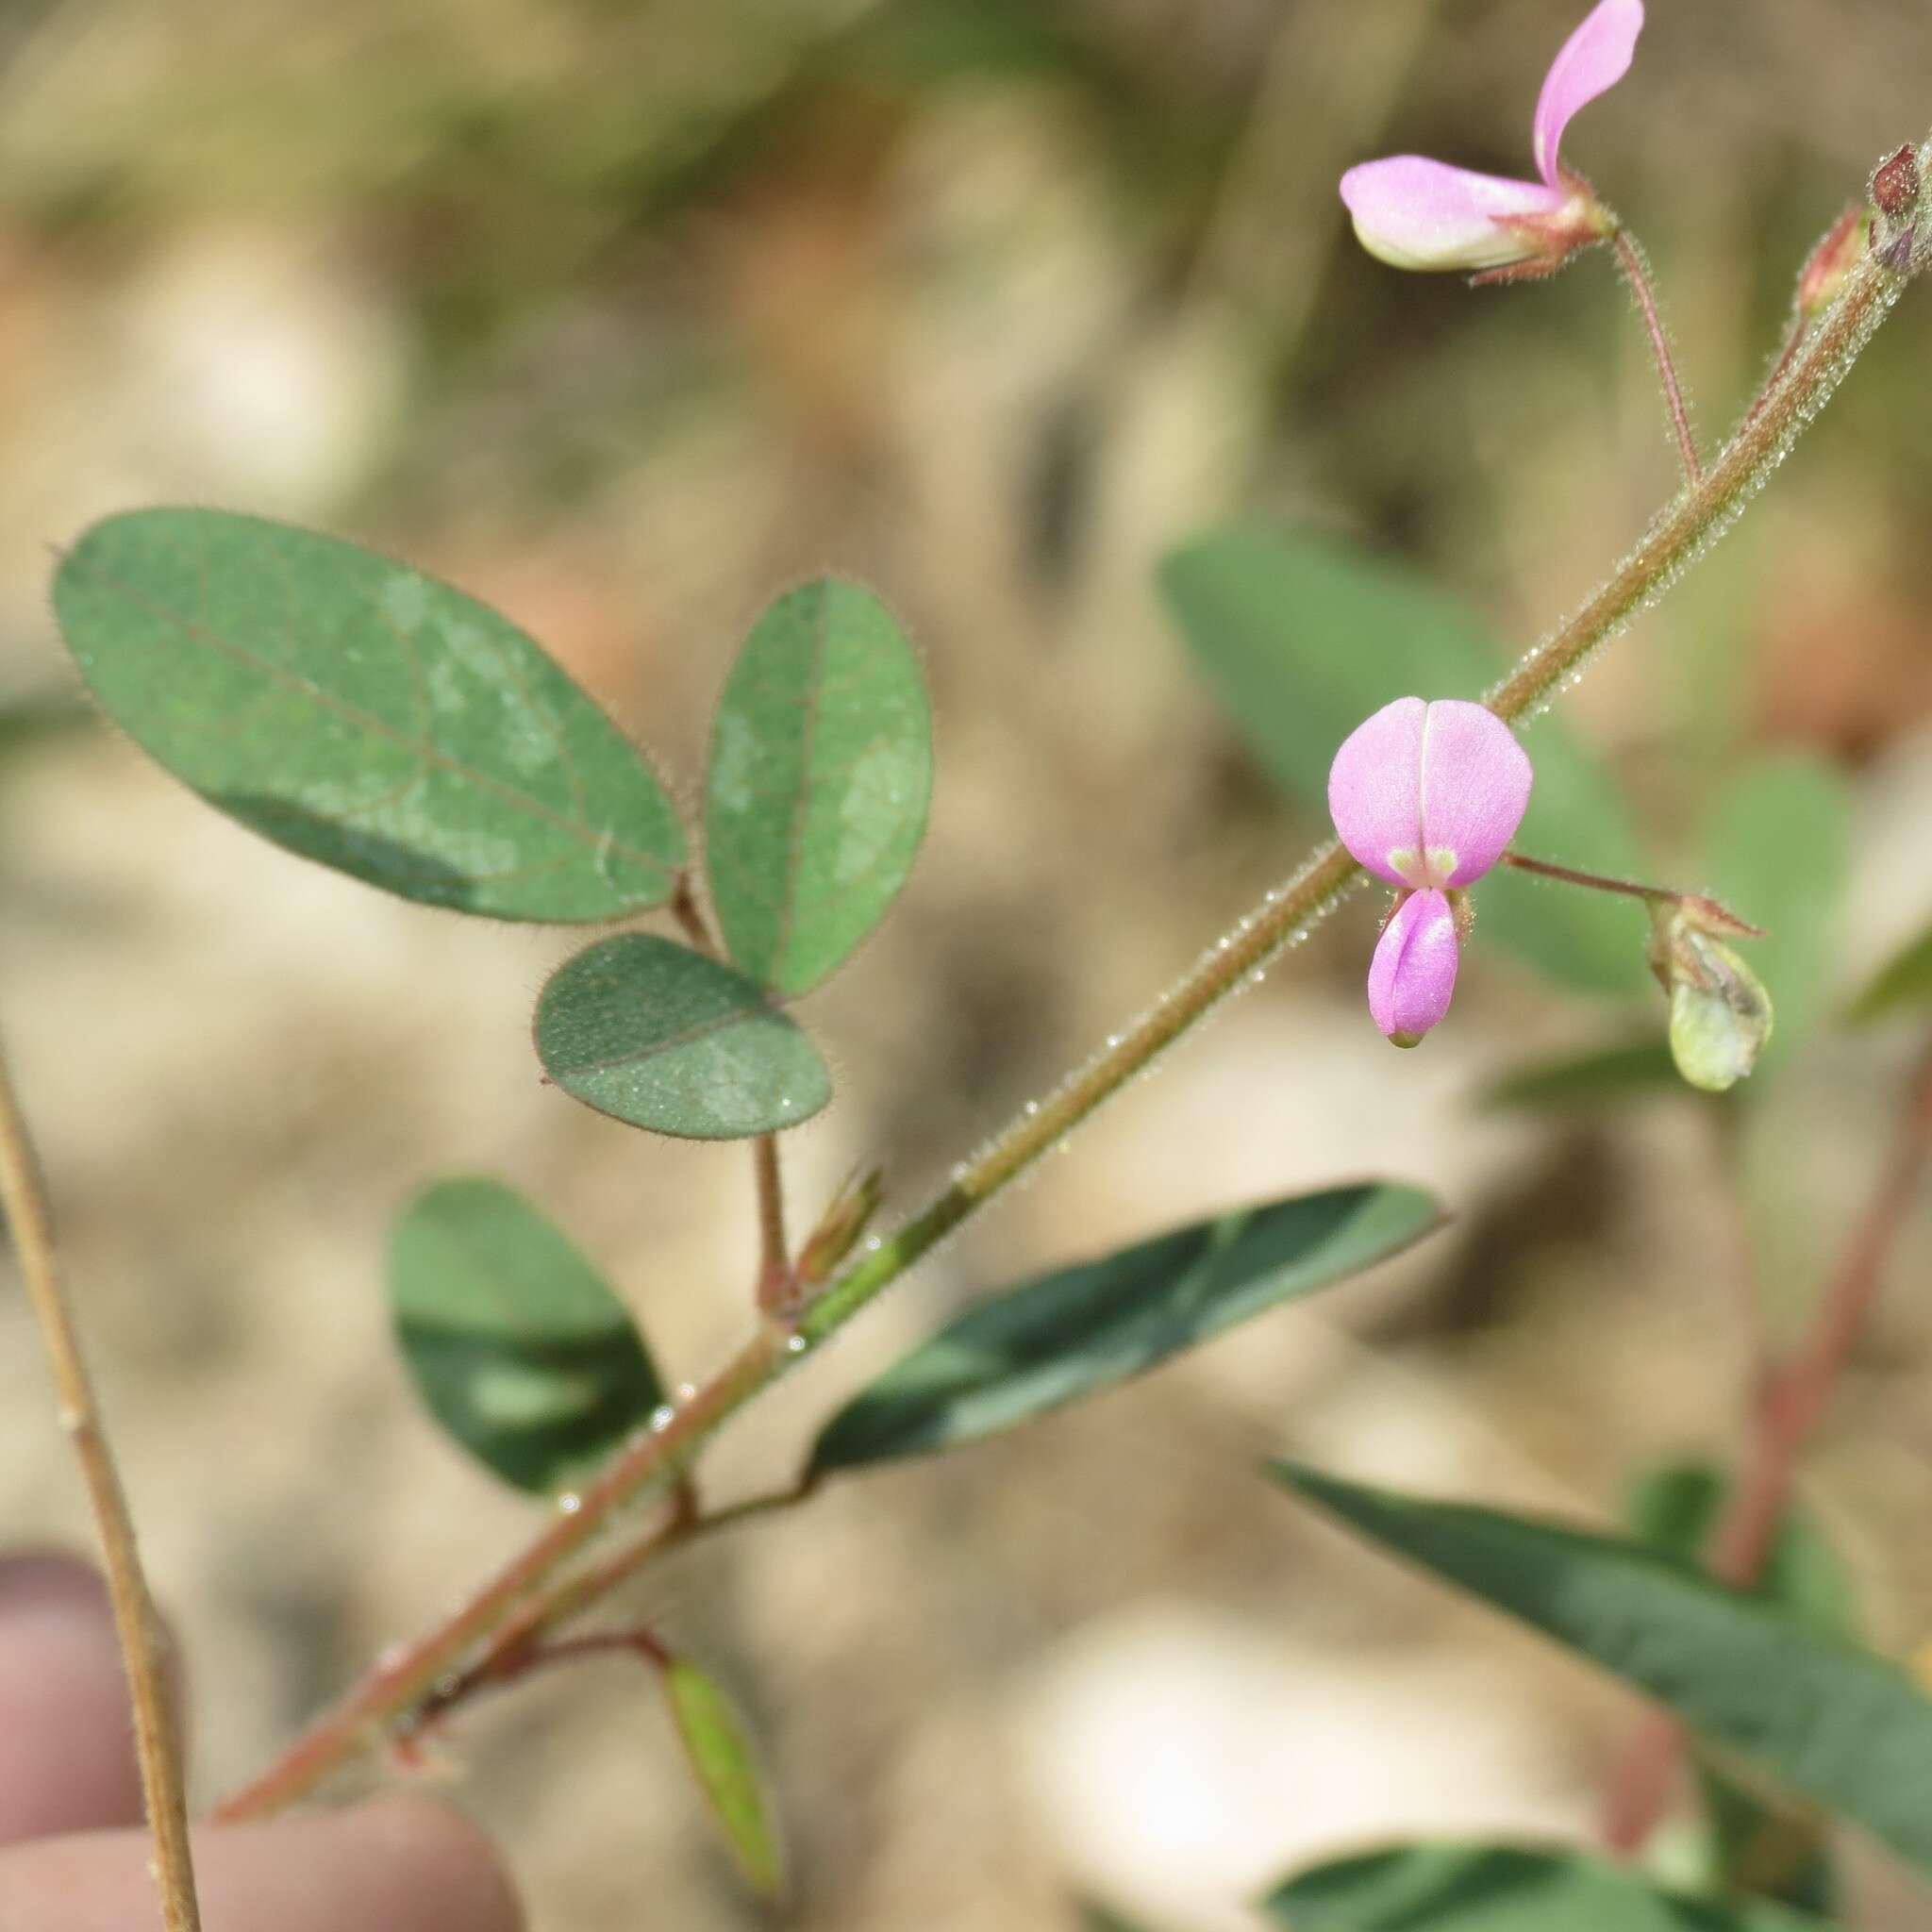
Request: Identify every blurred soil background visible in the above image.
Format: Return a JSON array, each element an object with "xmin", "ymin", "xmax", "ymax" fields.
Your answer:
[{"xmin": 0, "ymin": 0, "xmax": 1929, "ymax": 1926}]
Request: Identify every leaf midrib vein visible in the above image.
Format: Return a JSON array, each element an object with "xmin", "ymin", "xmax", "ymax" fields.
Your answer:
[{"xmin": 75, "ymin": 550, "xmax": 672, "ymax": 881}]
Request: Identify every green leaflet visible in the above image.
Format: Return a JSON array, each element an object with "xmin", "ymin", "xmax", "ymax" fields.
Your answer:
[
  {"xmin": 662, "ymin": 1658, "xmax": 784, "ymax": 1901},
  {"xmin": 1262, "ymin": 1841, "xmax": 1839, "ymax": 1930},
  {"xmin": 811, "ymin": 1184, "xmax": 1441, "ymax": 1473},
  {"xmin": 534, "ymin": 933, "xmax": 831, "ymax": 1140},
  {"xmin": 1626, "ymin": 1463, "xmax": 1858, "ymax": 1646},
  {"xmin": 389, "ymin": 1178, "xmax": 662, "ymax": 1493},
  {"xmin": 1271, "ymin": 1465, "xmax": 1932, "ymax": 1878},
  {"xmin": 1628, "ymin": 1462, "xmax": 1857, "ymax": 1913},
  {"xmin": 705, "ymin": 577, "xmax": 931, "ymax": 995},
  {"xmin": 54, "ymin": 508, "xmax": 684, "ymax": 921}
]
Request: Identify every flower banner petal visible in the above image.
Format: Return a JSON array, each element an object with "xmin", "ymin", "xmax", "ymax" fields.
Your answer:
[
  {"xmin": 1531, "ymin": 0, "xmax": 1644, "ymax": 187},
  {"xmin": 1417, "ymin": 700, "xmax": 1533, "ymax": 887},
  {"xmin": 1329, "ymin": 695, "xmax": 1426, "ymax": 883}
]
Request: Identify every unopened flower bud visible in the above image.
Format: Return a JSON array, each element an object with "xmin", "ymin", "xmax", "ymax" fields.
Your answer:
[
  {"xmin": 795, "ymin": 1166, "xmax": 885, "ymax": 1288},
  {"xmin": 1796, "ymin": 206, "xmax": 1869, "ymax": 320},
  {"xmin": 1647, "ymin": 902, "xmax": 1774, "ymax": 1092},
  {"xmin": 1870, "ymin": 142, "xmax": 1924, "ymax": 275},
  {"xmin": 1872, "ymin": 143, "xmax": 1922, "ymax": 223}
]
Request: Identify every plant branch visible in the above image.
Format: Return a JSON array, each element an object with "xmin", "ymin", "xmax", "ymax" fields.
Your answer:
[
  {"xmin": 219, "ymin": 175, "xmax": 1916, "ymax": 1824},
  {"xmin": 213, "ymin": 1320, "xmax": 789, "ymax": 1820},
  {"xmin": 753, "ymin": 1136, "xmax": 791, "ymax": 1312},
  {"xmin": 1601, "ymin": 1037, "xmax": 1932, "ymax": 1855},
  {"xmin": 0, "ymin": 1041, "xmax": 202, "ymax": 1929},
  {"xmin": 1741, "ymin": 313, "xmax": 1810, "ymax": 437},
  {"xmin": 671, "ymin": 872, "xmax": 793, "ymax": 1309},
  {"xmin": 404, "ymin": 1476, "xmax": 818, "ymax": 1740},
  {"xmin": 1612, "ymin": 228, "xmax": 1703, "ymax": 484}
]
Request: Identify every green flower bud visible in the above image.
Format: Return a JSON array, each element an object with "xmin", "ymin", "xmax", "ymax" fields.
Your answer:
[{"xmin": 1649, "ymin": 905, "xmax": 1774, "ymax": 1092}]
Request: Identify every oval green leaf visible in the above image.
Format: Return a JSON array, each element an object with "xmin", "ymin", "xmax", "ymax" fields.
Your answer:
[
  {"xmin": 811, "ymin": 1183, "xmax": 1441, "ymax": 1474},
  {"xmin": 704, "ymin": 577, "xmax": 932, "ymax": 995},
  {"xmin": 663, "ymin": 1657, "xmax": 784, "ymax": 1901},
  {"xmin": 1263, "ymin": 1841, "xmax": 1839, "ymax": 1931},
  {"xmin": 53, "ymin": 508, "xmax": 685, "ymax": 920},
  {"xmin": 1160, "ymin": 527, "xmax": 1648, "ymax": 994},
  {"xmin": 535, "ymin": 933, "xmax": 830, "ymax": 1140},
  {"xmin": 390, "ymin": 1178, "xmax": 663, "ymax": 1492},
  {"xmin": 1271, "ymin": 1464, "xmax": 1932, "ymax": 1877},
  {"xmin": 1701, "ymin": 756, "xmax": 1850, "ymax": 1075}
]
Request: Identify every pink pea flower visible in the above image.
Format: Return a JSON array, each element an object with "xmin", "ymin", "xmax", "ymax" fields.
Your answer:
[
  {"xmin": 1339, "ymin": 0, "xmax": 1642, "ymax": 277},
  {"xmin": 1328, "ymin": 698, "xmax": 1533, "ymax": 1045}
]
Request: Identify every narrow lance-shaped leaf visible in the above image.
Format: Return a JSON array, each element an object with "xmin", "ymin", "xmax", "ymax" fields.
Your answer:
[
  {"xmin": 1627, "ymin": 1462, "xmax": 1858, "ymax": 1915},
  {"xmin": 1262, "ymin": 1840, "xmax": 1840, "ymax": 1931},
  {"xmin": 390, "ymin": 1178, "xmax": 663, "ymax": 1493},
  {"xmin": 1159, "ymin": 527, "xmax": 1648, "ymax": 993},
  {"xmin": 53, "ymin": 509, "xmax": 685, "ymax": 920},
  {"xmin": 1627, "ymin": 1463, "xmax": 1859, "ymax": 1644},
  {"xmin": 705, "ymin": 577, "xmax": 932, "ymax": 996},
  {"xmin": 661, "ymin": 1657, "xmax": 785, "ymax": 1901},
  {"xmin": 1270, "ymin": 1464, "xmax": 1932, "ymax": 1877},
  {"xmin": 535, "ymin": 933, "xmax": 830, "ymax": 1140},
  {"xmin": 811, "ymin": 1183, "xmax": 1441, "ymax": 1474}
]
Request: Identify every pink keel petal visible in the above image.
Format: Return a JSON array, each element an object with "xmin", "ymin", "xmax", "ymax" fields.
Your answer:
[
  {"xmin": 1367, "ymin": 890, "xmax": 1459, "ymax": 1044},
  {"xmin": 1532, "ymin": 0, "xmax": 1644, "ymax": 187},
  {"xmin": 1328, "ymin": 696, "xmax": 1425, "ymax": 885},
  {"xmin": 1339, "ymin": 158, "xmax": 1565, "ymax": 272},
  {"xmin": 1417, "ymin": 700, "xmax": 1534, "ymax": 887}
]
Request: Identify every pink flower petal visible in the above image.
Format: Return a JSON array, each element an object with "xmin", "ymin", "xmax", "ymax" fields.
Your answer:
[
  {"xmin": 1331, "ymin": 697, "xmax": 1532, "ymax": 890},
  {"xmin": 1417, "ymin": 699, "xmax": 1534, "ymax": 887},
  {"xmin": 1339, "ymin": 158, "xmax": 1566, "ymax": 272},
  {"xmin": 1532, "ymin": 0, "xmax": 1643, "ymax": 188},
  {"xmin": 1367, "ymin": 890, "xmax": 1459, "ymax": 1044},
  {"xmin": 1328, "ymin": 695, "xmax": 1425, "ymax": 885}
]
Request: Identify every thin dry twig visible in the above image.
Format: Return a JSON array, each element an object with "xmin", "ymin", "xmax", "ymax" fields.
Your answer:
[{"xmin": 0, "ymin": 1041, "xmax": 201, "ymax": 1930}]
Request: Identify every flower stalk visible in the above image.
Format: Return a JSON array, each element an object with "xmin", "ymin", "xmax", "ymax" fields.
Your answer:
[
  {"xmin": 217, "ymin": 150, "xmax": 1923, "ymax": 1824},
  {"xmin": 1610, "ymin": 228, "xmax": 1702, "ymax": 482}
]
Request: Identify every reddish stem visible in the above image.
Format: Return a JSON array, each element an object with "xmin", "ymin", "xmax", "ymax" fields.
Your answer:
[
  {"xmin": 212, "ymin": 1323, "xmax": 785, "ymax": 1820},
  {"xmin": 673, "ymin": 872, "xmax": 794, "ymax": 1310},
  {"xmin": 753, "ymin": 1135, "xmax": 793, "ymax": 1312},
  {"xmin": 1499, "ymin": 853, "xmax": 1763, "ymax": 935},
  {"xmin": 1601, "ymin": 1041, "xmax": 1932, "ymax": 1853},
  {"xmin": 1612, "ymin": 228, "xmax": 1703, "ymax": 485}
]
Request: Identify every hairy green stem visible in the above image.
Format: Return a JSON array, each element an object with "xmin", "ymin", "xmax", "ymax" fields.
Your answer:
[{"xmin": 215, "ymin": 198, "xmax": 1913, "ymax": 1825}]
